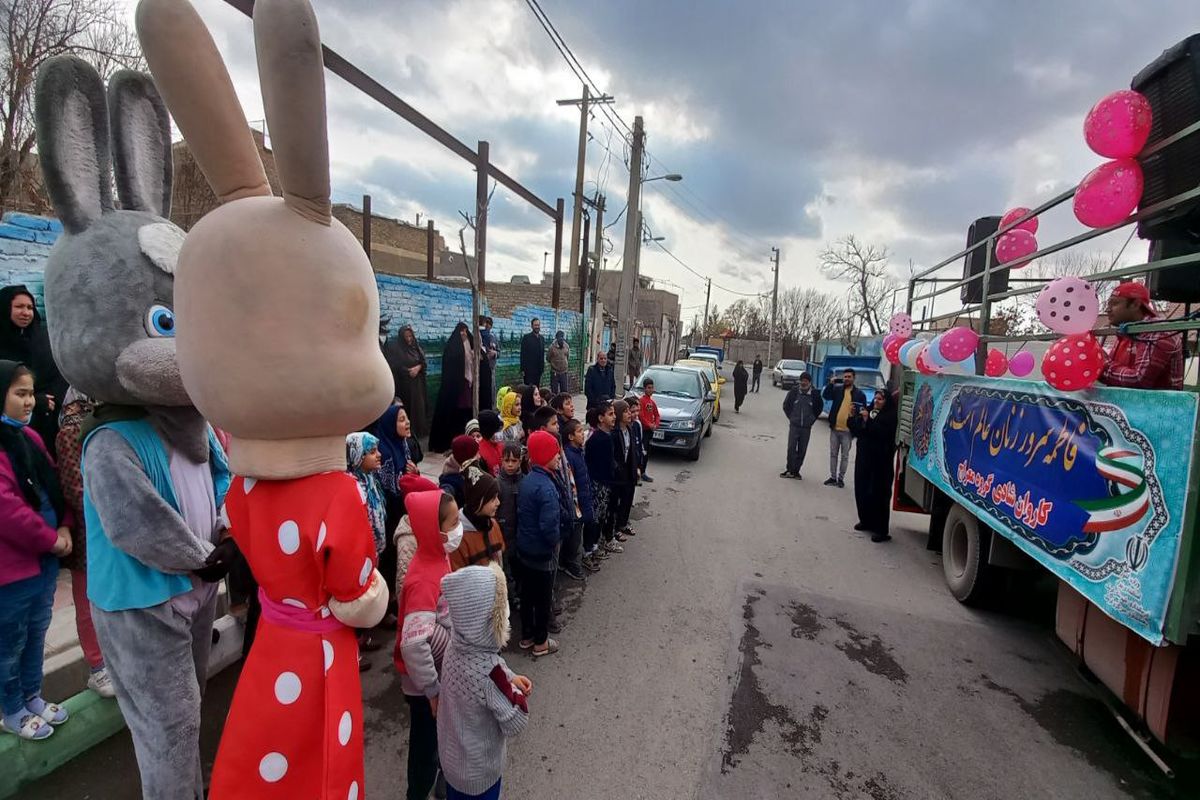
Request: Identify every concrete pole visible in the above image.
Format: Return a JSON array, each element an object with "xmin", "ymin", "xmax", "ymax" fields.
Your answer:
[
  {"xmin": 552, "ymin": 198, "xmax": 565, "ymax": 308},
  {"xmin": 702, "ymin": 277, "xmax": 712, "ymax": 336},
  {"xmin": 615, "ymin": 116, "xmax": 644, "ymax": 388},
  {"xmin": 768, "ymin": 246, "xmax": 780, "ymax": 364},
  {"xmin": 567, "ymin": 84, "xmax": 588, "ymax": 290}
]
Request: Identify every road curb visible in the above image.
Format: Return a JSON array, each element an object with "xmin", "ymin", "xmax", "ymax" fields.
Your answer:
[{"xmin": 0, "ymin": 691, "xmax": 124, "ymax": 800}]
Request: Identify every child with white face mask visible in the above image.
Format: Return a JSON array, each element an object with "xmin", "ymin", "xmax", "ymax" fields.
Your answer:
[{"xmin": 396, "ymin": 490, "xmax": 460, "ymax": 799}]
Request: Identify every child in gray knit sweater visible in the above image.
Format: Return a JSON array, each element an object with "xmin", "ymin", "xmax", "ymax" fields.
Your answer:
[{"xmin": 438, "ymin": 563, "xmax": 531, "ymax": 799}]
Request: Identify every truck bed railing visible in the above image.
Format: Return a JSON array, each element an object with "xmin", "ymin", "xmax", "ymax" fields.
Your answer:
[{"xmin": 904, "ymin": 116, "xmax": 1200, "ymax": 387}]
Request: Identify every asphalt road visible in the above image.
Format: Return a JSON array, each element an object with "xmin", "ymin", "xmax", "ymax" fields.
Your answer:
[{"xmin": 34, "ymin": 383, "xmax": 1193, "ymax": 799}]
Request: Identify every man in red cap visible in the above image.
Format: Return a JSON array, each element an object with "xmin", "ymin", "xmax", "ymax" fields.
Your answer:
[{"xmin": 1100, "ymin": 281, "xmax": 1184, "ymax": 390}]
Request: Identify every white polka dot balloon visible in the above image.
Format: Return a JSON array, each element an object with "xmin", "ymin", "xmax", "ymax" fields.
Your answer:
[{"xmin": 1035, "ymin": 276, "xmax": 1099, "ymax": 336}]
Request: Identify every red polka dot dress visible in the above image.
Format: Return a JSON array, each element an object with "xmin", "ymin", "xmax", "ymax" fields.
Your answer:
[{"xmin": 209, "ymin": 472, "xmax": 378, "ymax": 800}]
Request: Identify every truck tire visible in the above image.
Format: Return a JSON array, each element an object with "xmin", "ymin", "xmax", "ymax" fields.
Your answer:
[{"xmin": 942, "ymin": 504, "xmax": 993, "ymax": 605}]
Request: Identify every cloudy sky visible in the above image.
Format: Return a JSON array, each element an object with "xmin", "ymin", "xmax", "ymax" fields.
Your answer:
[{"xmin": 127, "ymin": 0, "xmax": 1200, "ymax": 322}]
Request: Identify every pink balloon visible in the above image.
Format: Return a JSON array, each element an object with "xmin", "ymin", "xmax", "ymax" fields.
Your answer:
[
  {"xmin": 1000, "ymin": 207, "xmax": 1038, "ymax": 235},
  {"xmin": 995, "ymin": 229, "xmax": 1038, "ymax": 267},
  {"xmin": 1073, "ymin": 158, "xmax": 1143, "ymax": 229},
  {"xmin": 938, "ymin": 326, "xmax": 979, "ymax": 362},
  {"xmin": 1009, "ymin": 351, "xmax": 1036, "ymax": 377},
  {"xmin": 889, "ymin": 312, "xmax": 913, "ymax": 338},
  {"xmin": 984, "ymin": 348, "xmax": 1008, "ymax": 377},
  {"xmin": 1036, "ymin": 276, "xmax": 1099, "ymax": 335},
  {"xmin": 1084, "ymin": 90, "xmax": 1153, "ymax": 159},
  {"xmin": 884, "ymin": 336, "xmax": 905, "ymax": 364},
  {"xmin": 916, "ymin": 348, "xmax": 939, "ymax": 375},
  {"xmin": 1042, "ymin": 333, "xmax": 1105, "ymax": 391}
]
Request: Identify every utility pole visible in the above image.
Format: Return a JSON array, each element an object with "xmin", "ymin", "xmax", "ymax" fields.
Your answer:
[
  {"xmin": 616, "ymin": 115, "xmax": 645, "ymax": 388},
  {"xmin": 702, "ymin": 277, "xmax": 712, "ymax": 337},
  {"xmin": 558, "ymin": 86, "xmax": 614, "ymax": 289},
  {"xmin": 768, "ymin": 246, "xmax": 780, "ymax": 365}
]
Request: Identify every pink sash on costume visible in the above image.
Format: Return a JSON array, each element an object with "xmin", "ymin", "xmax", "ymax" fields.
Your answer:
[{"xmin": 258, "ymin": 588, "xmax": 345, "ymax": 634}]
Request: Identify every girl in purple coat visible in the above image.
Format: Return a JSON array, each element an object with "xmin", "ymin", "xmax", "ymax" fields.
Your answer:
[{"xmin": 0, "ymin": 361, "xmax": 74, "ymax": 740}]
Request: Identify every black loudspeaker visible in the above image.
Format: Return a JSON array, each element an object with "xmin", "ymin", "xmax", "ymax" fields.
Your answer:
[
  {"xmin": 1147, "ymin": 236, "xmax": 1200, "ymax": 302},
  {"xmin": 961, "ymin": 216, "xmax": 1009, "ymax": 304},
  {"xmin": 1133, "ymin": 34, "xmax": 1200, "ymax": 242}
]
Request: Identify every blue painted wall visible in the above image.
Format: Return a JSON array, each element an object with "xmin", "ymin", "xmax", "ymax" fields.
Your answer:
[
  {"xmin": 0, "ymin": 213, "xmax": 62, "ymax": 313},
  {"xmin": 377, "ymin": 273, "xmax": 588, "ymax": 398},
  {"xmin": 0, "ymin": 214, "xmax": 587, "ymax": 400}
]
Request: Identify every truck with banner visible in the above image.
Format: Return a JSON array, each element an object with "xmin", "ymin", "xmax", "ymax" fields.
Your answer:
[
  {"xmin": 896, "ymin": 303, "xmax": 1200, "ymax": 754},
  {"xmin": 894, "ymin": 36, "xmax": 1200, "ymax": 752}
]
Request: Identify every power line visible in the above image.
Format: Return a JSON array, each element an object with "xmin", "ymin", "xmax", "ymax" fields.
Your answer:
[
  {"xmin": 647, "ymin": 239, "xmax": 766, "ymax": 298},
  {"xmin": 523, "ymin": 0, "xmax": 765, "ymax": 264}
]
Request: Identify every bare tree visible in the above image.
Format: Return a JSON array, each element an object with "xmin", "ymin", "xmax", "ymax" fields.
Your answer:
[
  {"xmin": 992, "ymin": 250, "xmax": 1120, "ymax": 337},
  {"xmin": 819, "ymin": 235, "xmax": 897, "ymax": 335},
  {"xmin": 1, "ymin": 0, "xmax": 144, "ymax": 212}
]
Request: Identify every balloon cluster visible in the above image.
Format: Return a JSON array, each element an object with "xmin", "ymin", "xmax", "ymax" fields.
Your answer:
[
  {"xmin": 883, "ymin": 312, "xmax": 978, "ymax": 376},
  {"xmin": 1073, "ymin": 90, "xmax": 1150, "ymax": 228},
  {"xmin": 996, "ymin": 207, "xmax": 1039, "ymax": 269},
  {"xmin": 1036, "ymin": 275, "xmax": 1103, "ymax": 391}
]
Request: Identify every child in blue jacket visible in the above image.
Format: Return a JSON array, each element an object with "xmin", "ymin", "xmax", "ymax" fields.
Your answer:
[{"xmin": 515, "ymin": 431, "xmax": 568, "ymax": 657}]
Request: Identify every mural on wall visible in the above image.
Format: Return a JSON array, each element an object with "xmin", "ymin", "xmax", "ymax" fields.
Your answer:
[
  {"xmin": 1, "ymin": 214, "xmax": 589, "ymax": 410},
  {"xmin": 376, "ymin": 274, "xmax": 588, "ymax": 404},
  {"xmin": 0, "ymin": 213, "xmax": 62, "ymax": 312}
]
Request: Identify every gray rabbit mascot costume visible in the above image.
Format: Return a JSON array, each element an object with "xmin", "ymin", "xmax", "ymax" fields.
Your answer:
[{"xmin": 34, "ymin": 58, "xmax": 232, "ymax": 800}]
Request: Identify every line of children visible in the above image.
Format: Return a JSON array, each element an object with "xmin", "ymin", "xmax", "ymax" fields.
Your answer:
[{"xmin": 387, "ymin": 380, "xmax": 662, "ymax": 795}]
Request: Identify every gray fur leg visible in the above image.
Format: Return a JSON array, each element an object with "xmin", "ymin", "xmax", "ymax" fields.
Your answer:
[{"xmin": 92, "ymin": 589, "xmax": 214, "ymax": 800}]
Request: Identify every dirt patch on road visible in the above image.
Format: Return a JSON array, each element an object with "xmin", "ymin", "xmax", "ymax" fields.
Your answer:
[{"xmin": 720, "ymin": 591, "xmax": 829, "ymax": 774}]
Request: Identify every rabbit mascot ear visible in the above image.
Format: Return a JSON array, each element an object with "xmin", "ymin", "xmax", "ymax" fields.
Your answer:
[
  {"xmin": 35, "ymin": 56, "xmax": 232, "ymax": 800},
  {"xmin": 137, "ymin": 1, "xmax": 389, "ymax": 793}
]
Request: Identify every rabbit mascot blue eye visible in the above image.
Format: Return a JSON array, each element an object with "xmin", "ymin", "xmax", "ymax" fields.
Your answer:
[
  {"xmin": 132, "ymin": 0, "xmax": 394, "ymax": 797},
  {"xmin": 35, "ymin": 57, "xmax": 233, "ymax": 799}
]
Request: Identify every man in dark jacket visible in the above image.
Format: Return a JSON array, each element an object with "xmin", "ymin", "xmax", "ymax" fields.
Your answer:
[
  {"xmin": 520, "ymin": 318, "xmax": 545, "ymax": 386},
  {"xmin": 780, "ymin": 372, "xmax": 823, "ymax": 479},
  {"xmin": 822, "ymin": 368, "xmax": 867, "ymax": 487},
  {"xmin": 752, "ymin": 355, "xmax": 764, "ymax": 392},
  {"xmin": 584, "ymin": 351, "xmax": 616, "ymax": 409}
]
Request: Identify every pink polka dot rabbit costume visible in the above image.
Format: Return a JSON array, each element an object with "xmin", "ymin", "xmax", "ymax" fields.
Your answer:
[{"xmin": 136, "ymin": 0, "xmax": 394, "ymax": 797}]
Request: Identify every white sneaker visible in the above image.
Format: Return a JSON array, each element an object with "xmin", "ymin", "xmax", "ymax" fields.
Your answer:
[{"xmin": 87, "ymin": 668, "xmax": 117, "ymax": 699}]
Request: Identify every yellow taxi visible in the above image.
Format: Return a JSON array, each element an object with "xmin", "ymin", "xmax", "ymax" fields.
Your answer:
[{"xmin": 674, "ymin": 358, "xmax": 725, "ymax": 421}]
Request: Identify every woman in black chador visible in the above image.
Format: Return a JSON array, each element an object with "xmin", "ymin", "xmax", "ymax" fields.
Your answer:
[
  {"xmin": 732, "ymin": 360, "xmax": 749, "ymax": 412},
  {"xmin": 386, "ymin": 325, "xmax": 430, "ymax": 437},
  {"xmin": 428, "ymin": 322, "xmax": 474, "ymax": 453},
  {"xmin": 849, "ymin": 389, "xmax": 898, "ymax": 543}
]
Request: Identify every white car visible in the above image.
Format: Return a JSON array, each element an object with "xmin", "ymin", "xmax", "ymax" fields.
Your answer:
[{"xmin": 771, "ymin": 359, "xmax": 807, "ymax": 388}]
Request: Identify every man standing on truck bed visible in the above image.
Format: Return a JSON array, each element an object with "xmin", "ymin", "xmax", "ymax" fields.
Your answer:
[
  {"xmin": 1100, "ymin": 282, "xmax": 1184, "ymax": 390},
  {"xmin": 823, "ymin": 368, "xmax": 866, "ymax": 488}
]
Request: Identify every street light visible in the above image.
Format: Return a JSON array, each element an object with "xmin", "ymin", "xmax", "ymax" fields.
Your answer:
[{"xmin": 643, "ymin": 173, "xmax": 683, "ymax": 183}]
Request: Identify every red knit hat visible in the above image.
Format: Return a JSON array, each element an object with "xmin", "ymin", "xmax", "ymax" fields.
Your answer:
[
  {"xmin": 451, "ymin": 434, "xmax": 479, "ymax": 465},
  {"xmin": 527, "ymin": 430, "xmax": 559, "ymax": 468}
]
